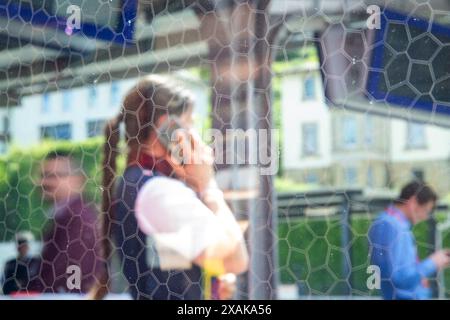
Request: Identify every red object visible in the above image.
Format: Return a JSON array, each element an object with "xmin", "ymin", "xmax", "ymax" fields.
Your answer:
[
  {"xmin": 386, "ymin": 206, "xmax": 408, "ymax": 224},
  {"xmin": 10, "ymin": 291, "xmax": 41, "ymax": 298},
  {"xmin": 138, "ymin": 152, "xmax": 173, "ymax": 176}
]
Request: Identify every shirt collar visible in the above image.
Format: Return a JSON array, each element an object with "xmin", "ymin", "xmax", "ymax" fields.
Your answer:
[
  {"xmin": 137, "ymin": 152, "xmax": 173, "ymax": 176},
  {"xmin": 386, "ymin": 205, "xmax": 412, "ymax": 229}
]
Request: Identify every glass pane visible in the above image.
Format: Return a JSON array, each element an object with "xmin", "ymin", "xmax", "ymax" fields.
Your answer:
[{"xmin": 0, "ymin": 0, "xmax": 449, "ymax": 303}]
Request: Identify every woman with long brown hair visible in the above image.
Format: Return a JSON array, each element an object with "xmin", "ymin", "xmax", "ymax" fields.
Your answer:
[{"xmin": 90, "ymin": 75, "xmax": 248, "ymax": 300}]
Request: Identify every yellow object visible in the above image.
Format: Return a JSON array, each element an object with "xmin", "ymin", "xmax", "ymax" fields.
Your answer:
[{"xmin": 203, "ymin": 258, "xmax": 225, "ymax": 300}]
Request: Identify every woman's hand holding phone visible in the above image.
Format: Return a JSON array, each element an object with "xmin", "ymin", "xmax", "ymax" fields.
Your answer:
[
  {"xmin": 163, "ymin": 126, "xmax": 215, "ymax": 194},
  {"xmin": 183, "ymin": 131, "xmax": 215, "ymax": 194}
]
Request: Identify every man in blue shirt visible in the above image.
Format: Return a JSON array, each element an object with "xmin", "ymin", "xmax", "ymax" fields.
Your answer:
[{"xmin": 369, "ymin": 181, "xmax": 450, "ymax": 299}]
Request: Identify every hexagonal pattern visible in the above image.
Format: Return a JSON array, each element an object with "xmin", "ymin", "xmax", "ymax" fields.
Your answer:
[{"xmin": 0, "ymin": 0, "xmax": 449, "ymax": 301}]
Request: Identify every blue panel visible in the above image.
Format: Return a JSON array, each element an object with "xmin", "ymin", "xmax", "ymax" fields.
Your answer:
[
  {"xmin": 0, "ymin": 0, "xmax": 138, "ymax": 45},
  {"xmin": 367, "ymin": 9, "xmax": 450, "ymax": 116}
]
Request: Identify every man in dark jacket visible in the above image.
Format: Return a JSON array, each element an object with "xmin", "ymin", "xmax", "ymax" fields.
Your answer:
[
  {"xmin": 36, "ymin": 151, "xmax": 102, "ymax": 293},
  {"xmin": 2, "ymin": 232, "xmax": 40, "ymax": 295}
]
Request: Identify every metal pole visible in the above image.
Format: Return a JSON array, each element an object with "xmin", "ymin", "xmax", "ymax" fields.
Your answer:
[
  {"xmin": 428, "ymin": 211, "xmax": 438, "ymax": 297},
  {"xmin": 248, "ymin": 0, "xmax": 278, "ymax": 300},
  {"xmin": 340, "ymin": 194, "xmax": 352, "ymax": 296},
  {"xmin": 199, "ymin": 0, "xmax": 278, "ymax": 299}
]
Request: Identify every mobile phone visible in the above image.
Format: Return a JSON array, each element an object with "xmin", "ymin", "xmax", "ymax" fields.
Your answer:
[{"xmin": 157, "ymin": 117, "xmax": 186, "ymax": 165}]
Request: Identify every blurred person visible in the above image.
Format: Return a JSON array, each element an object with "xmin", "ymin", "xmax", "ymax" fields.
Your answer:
[
  {"xmin": 2, "ymin": 232, "xmax": 40, "ymax": 295},
  {"xmin": 37, "ymin": 151, "xmax": 102, "ymax": 293},
  {"xmin": 89, "ymin": 75, "xmax": 248, "ymax": 300},
  {"xmin": 369, "ymin": 181, "xmax": 450, "ymax": 300}
]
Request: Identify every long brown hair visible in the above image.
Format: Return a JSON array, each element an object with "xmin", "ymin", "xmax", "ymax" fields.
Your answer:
[{"xmin": 90, "ymin": 75, "xmax": 194, "ymax": 299}]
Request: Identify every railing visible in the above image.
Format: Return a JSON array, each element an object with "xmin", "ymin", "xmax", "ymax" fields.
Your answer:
[
  {"xmin": 1, "ymin": 189, "xmax": 448, "ymax": 299},
  {"xmin": 277, "ymin": 188, "xmax": 450, "ymax": 298}
]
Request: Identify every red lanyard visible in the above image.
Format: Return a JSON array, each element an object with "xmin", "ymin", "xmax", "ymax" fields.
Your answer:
[
  {"xmin": 386, "ymin": 205, "xmax": 408, "ymax": 224},
  {"xmin": 137, "ymin": 153, "xmax": 173, "ymax": 176}
]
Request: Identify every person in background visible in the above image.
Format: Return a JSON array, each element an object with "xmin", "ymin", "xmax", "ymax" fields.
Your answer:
[
  {"xmin": 2, "ymin": 232, "xmax": 39, "ymax": 295},
  {"xmin": 36, "ymin": 151, "xmax": 102, "ymax": 294},
  {"xmin": 369, "ymin": 181, "xmax": 450, "ymax": 299}
]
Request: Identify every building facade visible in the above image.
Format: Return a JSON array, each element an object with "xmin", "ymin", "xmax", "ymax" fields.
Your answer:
[{"xmin": 0, "ymin": 71, "xmax": 210, "ymax": 152}]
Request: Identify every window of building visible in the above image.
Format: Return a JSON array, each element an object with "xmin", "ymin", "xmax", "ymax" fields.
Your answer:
[
  {"xmin": 40, "ymin": 124, "xmax": 72, "ymax": 140},
  {"xmin": 367, "ymin": 166, "xmax": 374, "ymax": 187},
  {"xmin": 87, "ymin": 120, "xmax": 106, "ymax": 138},
  {"xmin": 110, "ymin": 81, "xmax": 120, "ymax": 106},
  {"xmin": 411, "ymin": 169, "xmax": 424, "ymax": 182},
  {"xmin": 305, "ymin": 172, "xmax": 319, "ymax": 184},
  {"xmin": 302, "ymin": 123, "xmax": 319, "ymax": 156},
  {"xmin": 42, "ymin": 93, "xmax": 51, "ymax": 113},
  {"xmin": 62, "ymin": 91, "xmax": 72, "ymax": 112},
  {"xmin": 88, "ymin": 86, "xmax": 97, "ymax": 107},
  {"xmin": 364, "ymin": 115, "xmax": 374, "ymax": 147},
  {"xmin": 406, "ymin": 122, "xmax": 426, "ymax": 149},
  {"xmin": 302, "ymin": 76, "xmax": 316, "ymax": 101},
  {"xmin": 0, "ymin": 116, "xmax": 8, "ymax": 154},
  {"xmin": 342, "ymin": 116, "xmax": 357, "ymax": 149},
  {"xmin": 2, "ymin": 116, "xmax": 8, "ymax": 133},
  {"xmin": 344, "ymin": 167, "xmax": 358, "ymax": 185}
]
